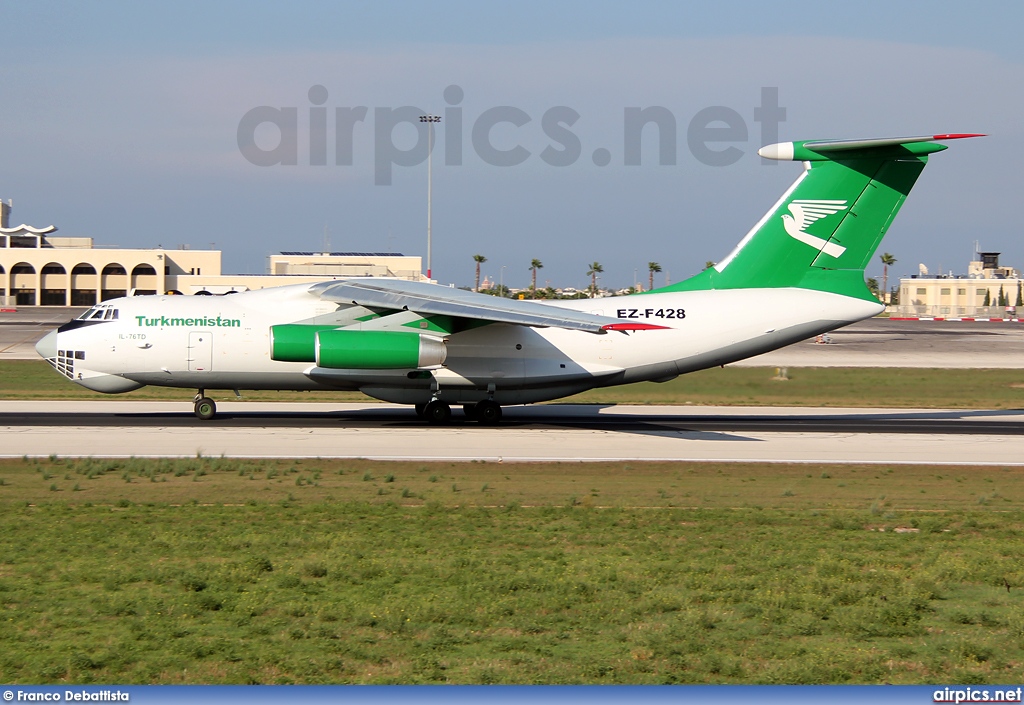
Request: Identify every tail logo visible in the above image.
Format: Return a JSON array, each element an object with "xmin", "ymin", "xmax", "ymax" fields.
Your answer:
[{"xmin": 781, "ymin": 199, "xmax": 848, "ymax": 258}]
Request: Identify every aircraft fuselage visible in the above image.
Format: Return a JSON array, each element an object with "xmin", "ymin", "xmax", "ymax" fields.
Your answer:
[{"xmin": 38, "ymin": 280, "xmax": 879, "ymax": 406}]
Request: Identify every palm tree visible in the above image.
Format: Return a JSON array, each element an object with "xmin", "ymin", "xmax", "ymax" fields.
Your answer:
[
  {"xmin": 647, "ymin": 262, "xmax": 662, "ymax": 292},
  {"xmin": 529, "ymin": 259, "xmax": 543, "ymax": 293},
  {"xmin": 587, "ymin": 262, "xmax": 604, "ymax": 298},
  {"xmin": 879, "ymin": 253, "xmax": 897, "ymax": 304},
  {"xmin": 473, "ymin": 254, "xmax": 487, "ymax": 292}
]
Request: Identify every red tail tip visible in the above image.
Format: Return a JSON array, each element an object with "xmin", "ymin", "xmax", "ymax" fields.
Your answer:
[{"xmin": 932, "ymin": 133, "xmax": 986, "ymax": 140}]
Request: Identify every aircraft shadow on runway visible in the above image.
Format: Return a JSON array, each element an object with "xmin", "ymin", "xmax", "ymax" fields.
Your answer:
[
  {"xmin": 0, "ymin": 409, "xmax": 757, "ymax": 442},
  {"xmin": 3, "ymin": 405, "xmax": 1024, "ymax": 438}
]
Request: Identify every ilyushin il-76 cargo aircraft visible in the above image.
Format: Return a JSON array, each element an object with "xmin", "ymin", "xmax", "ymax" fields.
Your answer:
[{"xmin": 37, "ymin": 134, "xmax": 980, "ymax": 423}]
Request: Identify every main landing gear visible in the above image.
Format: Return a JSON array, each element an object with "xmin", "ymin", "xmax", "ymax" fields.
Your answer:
[
  {"xmin": 193, "ymin": 390, "xmax": 217, "ymax": 421},
  {"xmin": 423, "ymin": 399, "xmax": 452, "ymax": 424},
  {"xmin": 418, "ymin": 399, "xmax": 502, "ymax": 425},
  {"xmin": 473, "ymin": 399, "xmax": 502, "ymax": 424}
]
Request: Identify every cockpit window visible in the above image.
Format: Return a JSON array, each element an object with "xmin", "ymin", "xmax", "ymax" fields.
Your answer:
[
  {"xmin": 76, "ymin": 306, "xmax": 118, "ymax": 322},
  {"xmin": 74, "ymin": 305, "xmax": 117, "ymax": 321}
]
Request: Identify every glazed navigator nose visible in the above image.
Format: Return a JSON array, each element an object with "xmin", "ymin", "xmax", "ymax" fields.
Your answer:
[{"xmin": 35, "ymin": 330, "xmax": 57, "ymax": 359}]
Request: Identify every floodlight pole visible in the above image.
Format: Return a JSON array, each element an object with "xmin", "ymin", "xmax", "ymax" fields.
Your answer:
[{"xmin": 419, "ymin": 114, "xmax": 441, "ymax": 280}]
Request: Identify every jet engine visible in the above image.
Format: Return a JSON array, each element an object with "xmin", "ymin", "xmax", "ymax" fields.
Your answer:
[
  {"xmin": 269, "ymin": 324, "xmax": 336, "ymax": 362},
  {"xmin": 270, "ymin": 325, "xmax": 446, "ymax": 369},
  {"xmin": 316, "ymin": 330, "xmax": 447, "ymax": 369}
]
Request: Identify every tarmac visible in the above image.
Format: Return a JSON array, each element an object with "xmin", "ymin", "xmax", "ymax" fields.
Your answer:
[
  {"xmin": 0, "ymin": 307, "xmax": 87, "ymax": 360},
  {"xmin": 731, "ymin": 318, "xmax": 1024, "ymax": 368},
  {"xmin": 2, "ymin": 401, "xmax": 1023, "ymax": 464},
  {"xmin": 4, "ymin": 309, "xmax": 1024, "ymax": 464}
]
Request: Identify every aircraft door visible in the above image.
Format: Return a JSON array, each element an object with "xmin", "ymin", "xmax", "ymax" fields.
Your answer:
[{"xmin": 188, "ymin": 331, "xmax": 213, "ymax": 372}]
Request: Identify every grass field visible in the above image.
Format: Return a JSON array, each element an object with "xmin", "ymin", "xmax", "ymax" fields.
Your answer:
[
  {"xmin": 4, "ymin": 359, "xmax": 1024, "ymax": 408},
  {"xmin": 2, "ymin": 456, "xmax": 1023, "ymax": 684}
]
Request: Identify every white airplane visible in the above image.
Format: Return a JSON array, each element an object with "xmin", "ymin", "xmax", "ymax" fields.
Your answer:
[{"xmin": 36, "ymin": 133, "xmax": 981, "ymax": 422}]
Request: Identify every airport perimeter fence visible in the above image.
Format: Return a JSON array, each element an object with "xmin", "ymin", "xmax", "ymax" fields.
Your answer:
[{"xmin": 892, "ymin": 304, "xmax": 1019, "ymax": 319}]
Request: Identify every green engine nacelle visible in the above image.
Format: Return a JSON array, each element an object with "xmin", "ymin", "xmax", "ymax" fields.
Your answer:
[
  {"xmin": 316, "ymin": 329, "xmax": 447, "ymax": 369},
  {"xmin": 269, "ymin": 324, "xmax": 337, "ymax": 363}
]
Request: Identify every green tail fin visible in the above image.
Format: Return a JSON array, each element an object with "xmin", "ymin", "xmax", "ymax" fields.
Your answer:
[{"xmin": 663, "ymin": 134, "xmax": 981, "ymax": 301}]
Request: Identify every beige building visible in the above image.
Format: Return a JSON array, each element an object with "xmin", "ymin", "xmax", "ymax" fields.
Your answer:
[
  {"xmin": 269, "ymin": 252, "xmax": 423, "ymax": 280},
  {"xmin": 0, "ymin": 200, "xmax": 425, "ymax": 307},
  {"xmin": 894, "ymin": 252, "xmax": 1022, "ymax": 319}
]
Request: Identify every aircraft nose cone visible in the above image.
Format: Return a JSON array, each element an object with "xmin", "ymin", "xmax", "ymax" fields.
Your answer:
[{"xmin": 35, "ymin": 330, "xmax": 58, "ymax": 359}]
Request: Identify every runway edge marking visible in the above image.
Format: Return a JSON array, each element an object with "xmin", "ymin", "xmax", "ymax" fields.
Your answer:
[{"xmin": 3, "ymin": 454, "xmax": 1024, "ymax": 466}]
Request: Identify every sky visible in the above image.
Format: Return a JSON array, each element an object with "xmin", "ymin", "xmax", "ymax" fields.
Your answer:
[{"xmin": 1, "ymin": 1, "xmax": 1022, "ymax": 291}]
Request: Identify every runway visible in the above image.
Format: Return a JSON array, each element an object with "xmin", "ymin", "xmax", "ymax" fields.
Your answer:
[
  {"xmin": 5, "ymin": 312, "xmax": 1024, "ymax": 465},
  {"xmin": 4, "ymin": 401, "xmax": 1024, "ymax": 465}
]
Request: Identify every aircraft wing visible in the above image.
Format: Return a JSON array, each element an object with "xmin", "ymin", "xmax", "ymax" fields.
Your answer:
[{"xmin": 309, "ymin": 279, "xmax": 652, "ymax": 334}]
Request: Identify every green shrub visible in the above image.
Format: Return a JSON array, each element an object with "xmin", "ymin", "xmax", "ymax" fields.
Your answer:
[
  {"xmin": 303, "ymin": 562, "xmax": 328, "ymax": 578},
  {"xmin": 247, "ymin": 556, "xmax": 273, "ymax": 573}
]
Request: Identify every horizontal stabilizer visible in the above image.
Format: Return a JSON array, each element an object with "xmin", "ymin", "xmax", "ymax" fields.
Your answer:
[
  {"xmin": 758, "ymin": 133, "xmax": 984, "ymax": 161},
  {"xmin": 665, "ymin": 130, "xmax": 981, "ymax": 301}
]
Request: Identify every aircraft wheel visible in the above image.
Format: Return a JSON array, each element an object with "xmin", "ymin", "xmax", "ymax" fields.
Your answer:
[
  {"xmin": 463, "ymin": 403, "xmax": 479, "ymax": 420},
  {"xmin": 424, "ymin": 400, "xmax": 452, "ymax": 424},
  {"xmin": 194, "ymin": 397, "xmax": 217, "ymax": 421},
  {"xmin": 475, "ymin": 399, "xmax": 502, "ymax": 424},
  {"xmin": 414, "ymin": 403, "xmax": 427, "ymax": 417}
]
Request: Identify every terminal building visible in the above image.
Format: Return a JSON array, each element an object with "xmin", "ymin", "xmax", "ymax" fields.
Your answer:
[
  {"xmin": 0, "ymin": 200, "xmax": 426, "ymax": 307},
  {"xmin": 894, "ymin": 252, "xmax": 1022, "ymax": 319}
]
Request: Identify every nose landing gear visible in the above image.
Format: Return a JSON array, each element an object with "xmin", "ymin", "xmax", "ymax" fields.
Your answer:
[{"xmin": 193, "ymin": 390, "xmax": 217, "ymax": 420}]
